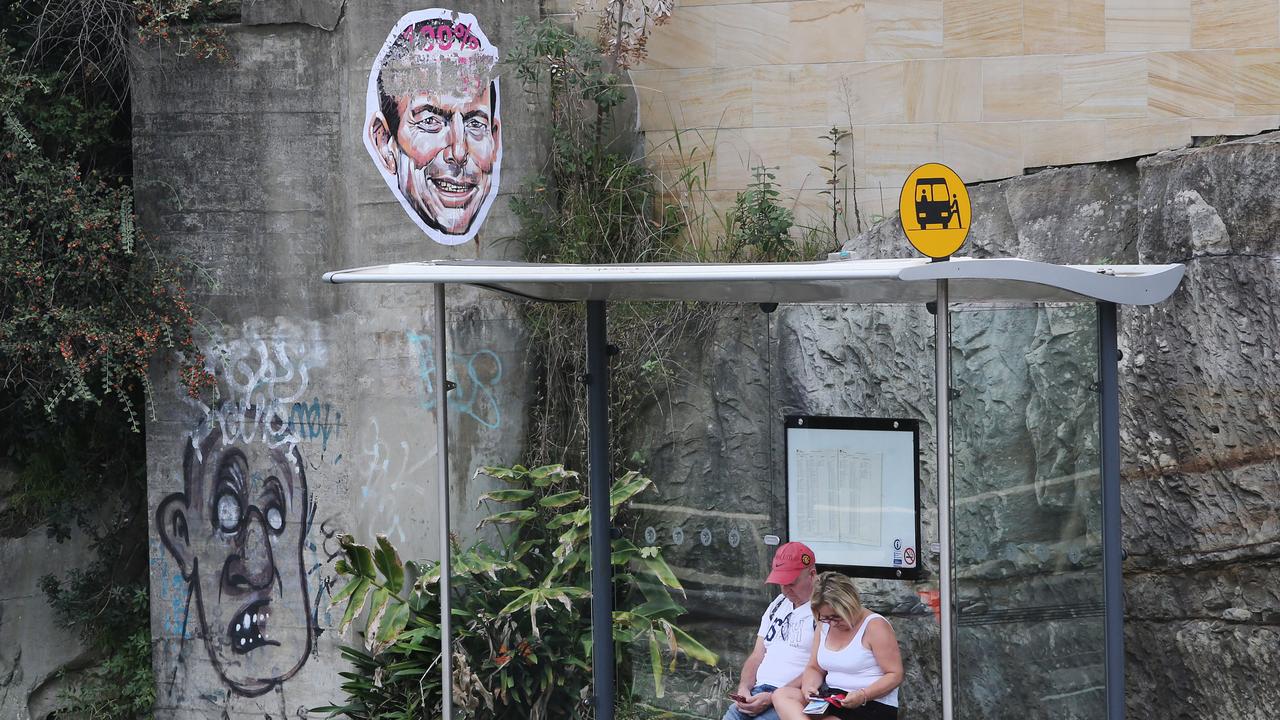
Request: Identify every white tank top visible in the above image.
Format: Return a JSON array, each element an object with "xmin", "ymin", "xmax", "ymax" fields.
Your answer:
[{"xmin": 817, "ymin": 613, "xmax": 899, "ymax": 707}]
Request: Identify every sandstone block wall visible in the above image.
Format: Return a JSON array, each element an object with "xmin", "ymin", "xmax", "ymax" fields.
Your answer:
[{"xmin": 604, "ymin": 0, "xmax": 1280, "ymax": 233}]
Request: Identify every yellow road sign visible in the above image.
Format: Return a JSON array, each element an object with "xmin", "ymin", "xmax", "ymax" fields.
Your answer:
[{"xmin": 899, "ymin": 163, "xmax": 971, "ymax": 259}]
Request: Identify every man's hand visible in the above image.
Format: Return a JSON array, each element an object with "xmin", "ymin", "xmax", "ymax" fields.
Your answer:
[{"xmin": 736, "ymin": 689, "xmax": 773, "ymax": 716}]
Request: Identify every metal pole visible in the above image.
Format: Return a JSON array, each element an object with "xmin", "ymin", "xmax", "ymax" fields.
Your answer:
[
  {"xmin": 434, "ymin": 284, "xmax": 454, "ymax": 720},
  {"xmin": 1098, "ymin": 302, "xmax": 1124, "ymax": 720},
  {"xmin": 935, "ymin": 279, "xmax": 954, "ymax": 720},
  {"xmin": 586, "ymin": 301, "xmax": 615, "ymax": 720}
]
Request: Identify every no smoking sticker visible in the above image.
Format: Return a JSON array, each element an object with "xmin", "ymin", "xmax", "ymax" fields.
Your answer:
[{"xmin": 904, "ymin": 547, "xmax": 916, "ymax": 567}]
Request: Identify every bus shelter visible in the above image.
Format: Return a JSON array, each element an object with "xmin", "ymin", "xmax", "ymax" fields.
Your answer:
[{"xmin": 323, "ymin": 256, "xmax": 1184, "ymax": 720}]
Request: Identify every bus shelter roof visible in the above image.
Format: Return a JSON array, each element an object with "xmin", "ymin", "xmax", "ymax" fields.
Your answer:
[{"xmin": 322, "ymin": 256, "xmax": 1184, "ymax": 306}]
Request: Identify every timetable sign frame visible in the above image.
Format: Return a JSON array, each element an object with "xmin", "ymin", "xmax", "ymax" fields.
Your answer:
[{"xmin": 784, "ymin": 415, "xmax": 922, "ymax": 581}]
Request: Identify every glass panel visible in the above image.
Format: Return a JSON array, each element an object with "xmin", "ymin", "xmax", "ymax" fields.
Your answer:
[
  {"xmin": 618, "ymin": 304, "xmax": 941, "ymax": 719},
  {"xmin": 615, "ymin": 309, "xmax": 784, "ymax": 719},
  {"xmin": 949, "ymin": 304, "xmax": 1104, "ymax": 720}
]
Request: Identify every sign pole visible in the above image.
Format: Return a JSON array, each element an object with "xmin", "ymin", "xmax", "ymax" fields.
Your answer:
[
  {"xmin": 902, "ymin": 161, "xmax": 968, "ymax": 720},
  {"xmin": 586, "ymin": 301, "xmax": 615, "ymax": 720},
  {"xmin": 1098, "ymin": 302, "xmax": 1125, "ymax": 720},
  {"xmin": 935, "ymin": 276, "xmax": 954, "ymax": 720}
]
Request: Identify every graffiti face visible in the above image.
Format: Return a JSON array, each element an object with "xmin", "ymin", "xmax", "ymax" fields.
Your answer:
[
  {"xmin": 157, "ymin": 419, "xmax": 312, "ymax": 697},
  {"xmin": 385, "ymin": 82, "xmax": 499, "ymax": 235},
  {"xmin": 364, "ymin": 10, "xmax": 502, "ymax": 246}
]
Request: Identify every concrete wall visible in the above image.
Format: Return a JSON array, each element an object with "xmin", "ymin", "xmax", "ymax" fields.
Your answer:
[
  {"xmin": 0, "ymin": 465, "xmax": 97, "ymax": 720},
  {"xmin": 133, "ymin": 2, "xmax": 543, "ymax": 716}
]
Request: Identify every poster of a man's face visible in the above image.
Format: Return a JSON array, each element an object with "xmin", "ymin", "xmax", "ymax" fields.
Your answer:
[
  {"xmin": 156, "ymin": 411, "xmax": 313, "ymax": 697},
  {"xmin": 365, "ymin": 9, "xmax": 502, "ymax": 245}
]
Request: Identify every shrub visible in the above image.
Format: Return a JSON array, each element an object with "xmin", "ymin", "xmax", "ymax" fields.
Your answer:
[
  {"xmin": 0, "ymin": 39, "xmax": 208, "ymax": 425},
  {"xmin": 725, "ymin": 166, "xmax": 796, "ymax": 263},
  {"xmin": 317, "ymin": 464, "xmax": 717, "ymax": 720}
]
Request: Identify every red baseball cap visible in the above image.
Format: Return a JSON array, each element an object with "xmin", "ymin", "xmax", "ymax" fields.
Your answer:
[{"xmin": 766, "ymin": 542, "xmax": 816, "ymax": 585}]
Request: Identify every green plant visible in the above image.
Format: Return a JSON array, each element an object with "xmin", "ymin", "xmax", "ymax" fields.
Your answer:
[
  {"xmin": 505, "ymin": 17, "xmax": 720, "ymax": 469},
  {"xmin": 41, "ymin": 585, "xmax": 156, "ymax": 720},
  {"xmin": 725, "ymin": 165, "xmax": 796, "ymax": 262},
  {"xmin": 317, "ymin": 464, "xmax": 717, "ymax": 720},
  {"xmin": 507, "ymin": 16, "xmax": 677, "ymax": 267},
  {"xmin": 12, "ymin": 403, "xmax": 158, "ymax": 720},
  {"xmin": 0, "ymin": 40, "xmax": 209, "ymax": 424},
  {"xmin": 135, "ymin": 0, "xmax": 233, "ymax": 61},
  {"xmin": 818, "ymin": 126, "xmax": 854, "ymax": 245}
]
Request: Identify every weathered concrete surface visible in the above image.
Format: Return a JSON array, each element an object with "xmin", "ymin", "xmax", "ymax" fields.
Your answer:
[
  {"xmin": 0, "ymin": 467, "xmax": 97, "ymax": 720},
  {"xmin": 242, "ymin": 0, "xmax": 346, "ymax": 30},
  {"xmin": 132, "ymin": 1, "xmax": 543, "ymax": 716}
]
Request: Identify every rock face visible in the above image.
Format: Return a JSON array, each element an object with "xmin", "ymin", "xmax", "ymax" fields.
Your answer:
[
  {"xmin": 626, "ymin": 135, "xmax": 1280, "ymax": 719},
  {"xmin": 1121, "ymin": 135, "xmax": 1280, "ymax": 719}
]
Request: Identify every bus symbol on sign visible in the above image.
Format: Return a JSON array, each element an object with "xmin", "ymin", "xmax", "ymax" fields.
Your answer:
[{"xmin": 914, "ymin": 178, "xmax": 961, "ymax": 230}]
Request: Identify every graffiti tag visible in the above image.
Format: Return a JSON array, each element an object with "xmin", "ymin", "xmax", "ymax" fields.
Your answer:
[
  {"xmin": 407, "ymin": 331, "xmax": 503, "ymax": 429},
  {"xmin": 287, "ymin": 398, "xmax": 344, "ymax": 454}
]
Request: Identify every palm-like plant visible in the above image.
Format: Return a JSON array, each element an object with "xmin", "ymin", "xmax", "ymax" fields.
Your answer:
[{"xmin": 317, "ymin": 464, "xmax": 716, "ymax": 719}]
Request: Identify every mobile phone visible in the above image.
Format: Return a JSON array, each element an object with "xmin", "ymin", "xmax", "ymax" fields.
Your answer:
[
  {"xmin": 802, "ymin": 698, "xmax": 830, "ymax": 715},
  {"xmin": 728, "ymin": 692, "xmax": 748, "ymax": 703}
]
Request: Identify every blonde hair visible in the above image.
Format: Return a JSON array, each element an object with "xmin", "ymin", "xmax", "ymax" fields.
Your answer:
[{"xmin": 810, "ymin": 572, "xmax": 864, "ymax": 625}]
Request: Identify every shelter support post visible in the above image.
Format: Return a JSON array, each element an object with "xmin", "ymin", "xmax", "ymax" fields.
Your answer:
[
  {"xmin": 434, "ymin": 284, "xmax": 454, "ymax": 720},
  {"xmin": 1099, "ymin": 302, "xmax": 1124, "ymax": 720},
  {"xmin": 586, "ymin": 301, "xmax": 615, "ymax": 720},
  {"xmin": 936, "ymin": 279, "xmax": 954, "ymax": 720}
]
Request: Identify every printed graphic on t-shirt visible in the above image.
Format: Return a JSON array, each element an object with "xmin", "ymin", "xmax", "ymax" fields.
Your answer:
[
  {"xmin": 755, "ymin": 596, "xmax": 816, "ymax": 688},
  {"xmin": 763, "ymin": 598, "xmax": 810, "ymax": 650}
]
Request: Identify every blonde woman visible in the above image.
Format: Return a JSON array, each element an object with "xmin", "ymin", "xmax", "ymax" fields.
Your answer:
[{"xmin": 772, "ymin": 572, "xmax": 903, "ymax": 720}]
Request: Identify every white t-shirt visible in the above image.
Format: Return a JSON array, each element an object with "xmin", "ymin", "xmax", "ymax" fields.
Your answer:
[{"xmin": 754, "ymin": 594, "xmax": 816, "ymax": 688}]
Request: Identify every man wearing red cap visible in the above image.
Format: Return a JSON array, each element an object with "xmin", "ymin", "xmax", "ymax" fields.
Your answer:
[{"xmin": 723, "ymin": 542, "xmax": 819, "ymax": 720}]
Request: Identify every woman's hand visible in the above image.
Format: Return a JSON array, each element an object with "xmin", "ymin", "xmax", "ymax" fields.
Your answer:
[{"xmin": 800, "ymin": 680, "xmax": 821, "ymax": 699}]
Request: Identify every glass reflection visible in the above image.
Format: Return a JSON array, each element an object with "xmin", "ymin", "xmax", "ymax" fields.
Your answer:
[{"xmin": 950, "ymin": 305, "xmax": 1104, "ymax": 720}]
